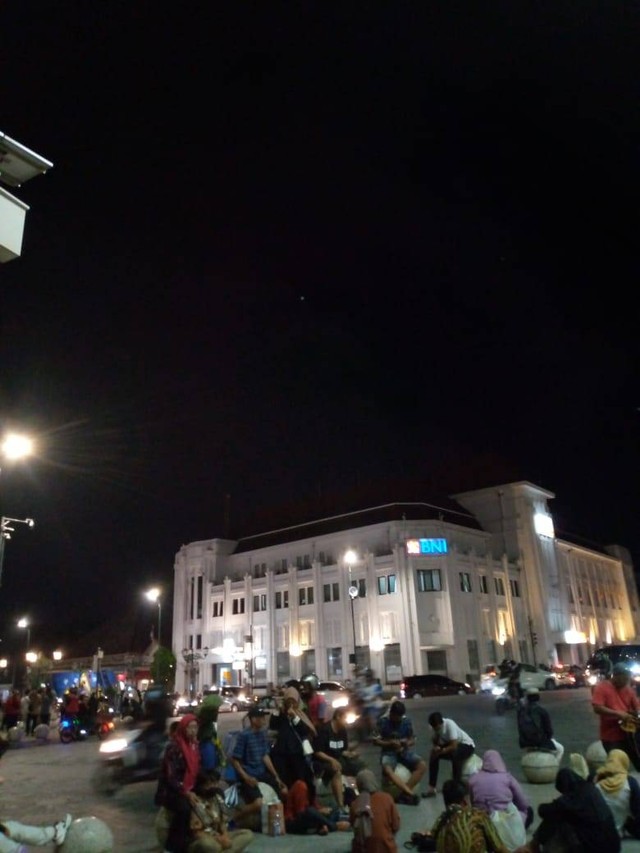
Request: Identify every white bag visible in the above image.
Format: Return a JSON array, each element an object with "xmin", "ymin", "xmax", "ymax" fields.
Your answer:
[{"xmin": 489, "ymin": 802, "xmax": 527, "ymax": 851}]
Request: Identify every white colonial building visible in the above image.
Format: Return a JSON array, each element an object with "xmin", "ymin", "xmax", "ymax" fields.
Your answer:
[{"xmin": 171, "ymin": 481, "xmax": 639, "ymax": 695}]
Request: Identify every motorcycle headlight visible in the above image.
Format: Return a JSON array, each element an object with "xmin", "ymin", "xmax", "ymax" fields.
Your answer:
[
  {"xmin": 100, "ymin": 737, "xmax": 128, "ymax": 754},
  {"xmin": 587, "ymin": 675, "xmax": 598, "ymax": 686},
  {"xmin": 492, "ymin": 686, "xmax": 506, "ymax": 696},
  {"xmin": 332, "ymin": 696, "xmax": 349, "ymax": 708},
  {"xmin": 345, "ymin": 710, "xmax": 359, "ymax": 726}
]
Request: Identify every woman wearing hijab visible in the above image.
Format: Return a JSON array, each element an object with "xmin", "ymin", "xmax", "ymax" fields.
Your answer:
[
  {"xmin": 155, "ymin": 714, "xmax": 201, "ymax": 853},
  {"xmin": 350, "ymin": 768, "xmax": 400, "ymax": 853},
  {"xmin": 467, "ymin": 749, "xmax": 532, "ymax": 839},
  {"xmin": 595, "ymin": 748, "xmax": 640, "ymax": 838},
  {"xmin": 269, "ymin": 686, "xmax": 317, "ymax": 789},
  {"xmin": 520, "ymin": 766, "xmax": 621, "ymax": 853}
]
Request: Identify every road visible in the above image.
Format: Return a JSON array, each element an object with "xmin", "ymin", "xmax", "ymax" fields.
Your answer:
[{"xmin": 2, "ymin": 688, "xmax": 639, "ymax": 851}]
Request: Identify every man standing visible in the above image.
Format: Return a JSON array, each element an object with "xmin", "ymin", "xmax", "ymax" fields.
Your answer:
[
  {"xmin": 373, "ymin": 700, "xmax": 426, "ymax": 805},
  {"xmin": 424, "ymin": 711, "xmax": 475, "ymax": 798},
  {"xmin": 592, "ymin": 662, "xmax": 640, "ymax": 769},
  {"xmin": 313, "ymin": 706, "xmax": 366, "ymax": 812},
  {"xmin": 517, "ymin": 688, "xmax": 564, "ymax": 762}
]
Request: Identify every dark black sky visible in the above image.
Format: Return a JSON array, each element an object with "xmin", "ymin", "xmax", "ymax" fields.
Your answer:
[{"xmin": 1, "ymin": 3, "xmax": 638, "ymax": 655}]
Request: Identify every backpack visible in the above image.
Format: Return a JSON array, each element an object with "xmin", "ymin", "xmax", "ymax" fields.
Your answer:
[
  {"xmin": 517, "ymin": 704, "xmax": 544, "ymax": 747},
  {"xmin": 352, "ymin": 791, "xmax": 373, "ymax": 846}
]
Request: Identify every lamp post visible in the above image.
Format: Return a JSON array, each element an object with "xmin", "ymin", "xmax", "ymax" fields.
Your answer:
[
  {"xmin": 17, "ymin": 617, "xmax": 30, "ymax": 689},
  {"xmin": 181, "ymin": 647, "xmax": 209, "ymax": 700},
  {"xmin": 144, "ymin": 587, "xmax": 162, "ymax": 645},
  {"xmin": 0, "ymin": 516, "xmax": 35, "ymax": 589},
  {"xmin": 344, "ymin": 549, "xmax": 359, "ymax": 673}
]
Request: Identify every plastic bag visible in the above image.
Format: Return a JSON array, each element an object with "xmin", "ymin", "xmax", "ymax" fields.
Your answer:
[
  {"xmin": 223, "ymin": 783, "xmax": 239, "ymax": 810},
  {"xmin": 490, "ymin": 802, "xmax": 527, "ymax": 851}
]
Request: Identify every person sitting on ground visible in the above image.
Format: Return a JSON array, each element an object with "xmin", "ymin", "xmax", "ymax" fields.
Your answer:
[
  {"xmin": 229, "ymin": 705, "xmax": 287, "ymax": 829},
  {"xmin": 0, "ymin": 815, "xmax": 72, "ymax": 850},
  {"xmin": 592, "ymin": 661, "xmax": 640, "ymax": 770},
  {"xmin": 467, "ymin": 749, "xmax": 533, "ymax": 830},
  {"xmin": 517, "ymin": 688, "xmax": 564, "ymax": 763},
  {"xmin": 269, "ymin": 686, "xmax": 317, "ymax": 790},
  {"xmin": 313, "ymin": 706, "xmax": 366, "ymax": 813},
  {"xmin": 568, "ymin": 751, "xmax": 592, "ymax": 782},
  {"xmin": 425, "ymin": 778, "xmax": 508, "ymax": 852},
  {"xmin": 517, "ymin": 766, "xmax": 621, "ymax": 853},
  {"xmin": 594, "ymin": 748, "xmax": 640, "ymax": 839},
  {"xmin": 424, "ymin": 711, "xmax": 475, "ymax": 799},
  {"xmin": 188, "ymin": 769, "xmax": 254, "ymax": 853},
  {"xmin": 373, "ymin": 700, "xmax": 426, "ymax": 805},
  {"xmin": 284, "ymin": 778, "xmax": 350, "ymax": 836},
  {"xmin": 350, "ymin": 768, "xmax": 400, "ymax": 853}
]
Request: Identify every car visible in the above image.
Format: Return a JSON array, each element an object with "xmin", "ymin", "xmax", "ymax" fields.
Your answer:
[
  {"xmin": 217, "ymin": 686, "xmax": 256, "ymax": 713},
  {"xmin": 553, "ymin": 664, "xmax": 586, "ymax": 688},
  {"xmin": 479, "ymin": 664, "xmax": 499, "ymax": 693},
  {"xmin": 584, "ymin": 644, "xmax": 640, "ymax": 692},
  {"xmin": 317, "ymin": 680, "xmax": 353, "ymax": 711},
  {"xmin": 399, "ymin": 674, "xmax": 475, "ymax": 699},
  {"xmin": 491, "ymin": 663, "xmax": 558, "ymax": 696}
]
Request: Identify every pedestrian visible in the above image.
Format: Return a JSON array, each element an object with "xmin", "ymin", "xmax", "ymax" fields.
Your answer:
[
  {"xmin": 517, "ymin": 688, "xmax": 564, "ymax": 763},
  {"xmin": 187, "ymin": 770, "xmax": 254, "ymax": 853},
  {"xmin": 269, "ymin": 685, "xmax": 317, "ymax": 790},
  {"xmin": 592, "ymin": 661, "xmax": 640, "ymax": 769},
  {"xmin": 195, "ymin": 690, "xmax": 224, "ymax": 772},
  {"xmin": 373, "ymin": 700, "xmax": 426, "ymax": 805},
  {"xmin": 1, "ymin": 691, "xmax": 21, "ymax": 732},
  {"xmin": 39, "ymin": 688, "xmax": 53, "ymax": 728},
  {"xmin": 594, "ymin": 748, "xmax": 640, "ymax": 839},
  {"xmin": 228, "ymin": 705, "xmax": 287, "ymax": 828},
  {"xmin": 426, "ymin": 779, "xmax": 508, "ymax": 852},
  {"xmin": 313, "ymin": 705, "xmax": 366, "ymax": 813},
  {"xmin": 350, "ymin": 768, "xmax": 400, "ymax": 853},
  {"xmin": 26, "ymin": 689, "xmax": 41, "ymax": 737},
  {"xmin": 521, "ymin": 766, "xmax": 621, "ymax": 853},
  {"xmin": 154, "ymin": 713, "xmax": 201, "ymax": 853},
  {"xmin": 424, "ymin": 711, "xmax": 475, "ymax": 799}
]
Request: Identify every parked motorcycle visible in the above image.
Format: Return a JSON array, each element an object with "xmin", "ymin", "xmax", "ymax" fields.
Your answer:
[
  {"xmin": 91, "ymin": 723, "xmax": 168, "ymax": 796},
  {"xmin": 59, "ymin": 711, "xmax": 115, "ymax": 743}
]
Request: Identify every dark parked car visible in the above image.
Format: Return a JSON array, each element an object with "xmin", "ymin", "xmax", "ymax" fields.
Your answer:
[
  {"xmin": 553, "ymin": 664, "xmax": 586, "ymax": 688},
  {"xmin": 399, "ymin": 674, "xmax": 475, "ymax": 699}
]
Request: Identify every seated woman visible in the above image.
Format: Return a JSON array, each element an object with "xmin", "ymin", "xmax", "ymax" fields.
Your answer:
[
  {"xmin": 269, "ymin": 686, "xmax": 317, "ymax": 789},
  {"xmin": 594, "ymin": 748, "xmax": 640, "ymax": 839},
  {"xmin": 284, "ymin": 778, "xmax": 350, "ymax": 836},
  {"xmin": 467, "ymin": 749, "xmax": 533, "ymax": 831},
  {"xmin": 521, "ymin": 766, "xmax": 621, "ymax": 853}
]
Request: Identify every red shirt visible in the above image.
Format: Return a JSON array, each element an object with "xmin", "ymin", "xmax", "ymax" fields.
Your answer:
[{"xmin": 592, "ymin": 679, "xmax": 640, "ymax": 741}]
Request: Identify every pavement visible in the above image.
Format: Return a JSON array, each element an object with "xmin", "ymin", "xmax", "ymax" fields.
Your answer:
[{"xmin": 1, "ymin": 691, "xmax": 640, "ymax": 851}]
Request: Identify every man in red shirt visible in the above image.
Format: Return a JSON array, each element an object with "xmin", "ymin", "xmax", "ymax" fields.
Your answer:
[{"xmin": 592, "ymin": 662, "xmax": 640, "ymax": 769}]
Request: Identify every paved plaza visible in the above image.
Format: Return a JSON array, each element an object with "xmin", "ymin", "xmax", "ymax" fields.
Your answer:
[{"xmin": 2, "ymin": 689, "xmax": 640, "ymax": 851}]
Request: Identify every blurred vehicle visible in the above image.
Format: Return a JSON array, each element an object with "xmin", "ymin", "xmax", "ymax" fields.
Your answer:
[
  {"xmin": 553, "ymin": 664, "xmax": 586, "ymax": 688},
  {"xmin": 92, "ymin": 722, "xmax": 169, "ymax": 796},
  {"xmin": 284, "ymin": 676, "xmax": 360, "ymax": 724},
  {"xmin": 492, "ymin": 663, "xmax": 558, "ymax": 696},
  {"xmin": 400, "ymin": 674, "xmax": 475, "ymax": 699},
  {"xmin": 217, "ymin": 686, "xmax": 256, "ymax": 713},
  {"xmin": 479, "ymin": 664, "xmax": 499, "ymax": 693},
  {"xmin": 585, "ymin": 644, "xmax": 640, "ymax": 693}
]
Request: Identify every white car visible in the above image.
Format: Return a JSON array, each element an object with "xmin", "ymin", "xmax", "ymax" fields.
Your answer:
[{"xmin": 492, "ymin": 663, "xmax": 559, "ymax": 696}]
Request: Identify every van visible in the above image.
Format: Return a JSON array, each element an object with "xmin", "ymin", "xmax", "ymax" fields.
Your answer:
[{"xmin": 584, "ymin": 643, "xmax": 640, "ymax": 691}]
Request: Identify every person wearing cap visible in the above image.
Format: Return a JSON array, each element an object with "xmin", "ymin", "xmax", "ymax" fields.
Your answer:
[
  {"xmin": 517, "ymin": 688, "xmax": 564, "ymax": 762},
  {"xmin": 229, "ymin": 705, "xmax": 287, "ymax": 827},
  {"xmin": 592, "ymin": 661, "xmax": 640, "ymax": 769}
]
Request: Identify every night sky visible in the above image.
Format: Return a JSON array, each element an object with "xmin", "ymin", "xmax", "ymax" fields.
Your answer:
[{"xmin": 1, "ymin": 3, "xmax": 638, "ymax": 657}]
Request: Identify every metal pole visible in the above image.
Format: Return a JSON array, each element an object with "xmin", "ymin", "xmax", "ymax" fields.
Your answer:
[{"xmin": 157, "ymin": 601, "xmax": 162, "ymax": 647}]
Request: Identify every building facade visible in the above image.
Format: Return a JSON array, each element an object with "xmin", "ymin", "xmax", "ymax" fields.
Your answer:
[{"xmin": 171, "ymin": 481, "xmax": 639, "ymax": 695}]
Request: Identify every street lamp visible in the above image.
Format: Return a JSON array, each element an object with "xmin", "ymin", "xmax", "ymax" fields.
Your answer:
[
  {"xmin": 344, "ymin": 549, "xmax": 359, "ymax": 673},
  {"xmin": 144, "ymin": 587, "xmax": 162, "ymax": 645},
  {"xmin": 1, "ymin": 433, "xmax": 34, "ymax": 464},
  {"xmin": 0, "ymin": 516, "xmax": 35, "ymax": 588},
  {"xmin": 16, "ymin": 617, "xmax": 30, "ymax": 689},
  {"xmin": 181, "ymin": 647, "xmax": 209, "ymax": 700}
]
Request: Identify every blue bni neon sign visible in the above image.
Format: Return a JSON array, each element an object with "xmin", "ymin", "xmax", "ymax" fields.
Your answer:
[{"xmin": 406, "ymin": 538, "xmax": 448, "ymax": 555}]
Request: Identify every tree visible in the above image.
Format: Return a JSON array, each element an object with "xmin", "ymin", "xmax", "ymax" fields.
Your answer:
[{"xmin": 151, "ymin": 646, "xmax": 176, "ymax": 690}]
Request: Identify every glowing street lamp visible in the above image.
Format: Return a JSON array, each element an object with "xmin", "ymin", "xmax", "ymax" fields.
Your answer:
[
  {"xmin": 344, "ymin": 549, "xmax": 359, "ymax": 672},
  {"xmin": 1, "ymin": 432, "xmax": 34, "ymax": 462},
  {"xmin": 145, "ymin": 587, "xmax": 162, "ymax": 645}
]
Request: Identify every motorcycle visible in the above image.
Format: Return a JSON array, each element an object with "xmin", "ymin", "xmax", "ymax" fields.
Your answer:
[
  {"xmin": 59, "ymin": 712, "xmax": 115, "ymax": 743},
  {"xmin": 91, "ymin": 722, "xmax": 168, "ymax": 796}
]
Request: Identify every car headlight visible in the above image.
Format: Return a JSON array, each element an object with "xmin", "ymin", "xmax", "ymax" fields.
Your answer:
[
  {"xmin": 492, "ymin": 686, "xmax": 506, "ymax": 696},
  {"xmin": 345, "ymin": 710, "xmax": 359, "ymax": 725},
  {"xmin": 332, "ymin": 696, "xmax": 349, "ymax": 708},
  {"xmin": 587, "ymin": 674, "xmax": 598, "ymax": 685}
]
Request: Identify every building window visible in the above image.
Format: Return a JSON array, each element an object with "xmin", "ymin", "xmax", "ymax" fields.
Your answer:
[
  {"xmin": 303, "ymin": 554, "xmax": 311, "ymax": 569},
  {"xmin": 417, "ymin": 569, "xmax": 442, "ymax": 592},
  {"xmin": 478, "ymin": 576, "xmax": 488, "ymax": 594},
  {"xmin": 253, "ymin": 594, "xmax": 267, "ymax": 612},
  {"xmin": 232, "ymin": 597, "xmax": 245, "ymax": 615},
  {"xmin": 299, "ymin": 586, "xmax": 314, "ymax": 606},
  {"xmin": 275, "ymin": 590, "xmax": 289, "ymax": 609},
  {"xmin": 280, "ymin": 559, "xmax": 288, "ymax": 574},
  {"xmin": 197, "ymin": 576, "xmax": 203, "ymax": 619},
  {"xmin": 276, "ymin": 651, "xmax": 290, "ymax": 678},
  {"xmin": 323, "ymin": 583, "xmax": 340, "ymax": 603},
  {"xmin": 253, "ymin": 595, "xmax": 260, "ymax": 613},
  {"xmin": 459, "ymin": 572, "xmax": 472, "ymax": 593},
  {"xmin": 509, "ymin": 579, "xmax": 520, "ymax": 598},
  {"xmin": 567, "ymin": 584, "xmax": 574, "ymax": 604},
  {"xmin": 356, "ymin": 578, "xmax": 366, "ymax": 598},
  {"xmin": 494, "ymin": 577, "xmax": 506, "ymax": 597},
  {"xmin": 377, "ymin": 574, "xmax": 397, "ymax": 595},
  {"xmin": 212, "ymin": 601, "xmax": 223, "ymax": 618},
  {"xmin": 318, "ymin": 551, "xmax": 326, "ymax": 565},
  {"xmin": 327, "ymin": 647, "xmax": 343, "ymax": 678}
]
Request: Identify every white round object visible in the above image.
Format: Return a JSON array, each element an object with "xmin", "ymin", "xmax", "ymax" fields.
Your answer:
[
  {"xmin": 59, "ymin": 817, "xmax": 114, "ymax": 853},
  {"xmin": 585, "ymin": 740, "xmax": 608, "ymax": 771},
  {"xmin": 34, "ymin": 723, "xmax": 50, "ymax": 743},
  {"xmin": 8, "ymin": 725, "xmax": 24, "ymax": 744},
  {"xmin": 521, "ymin": 750, "xmax": 559, "ymax": 784}
]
